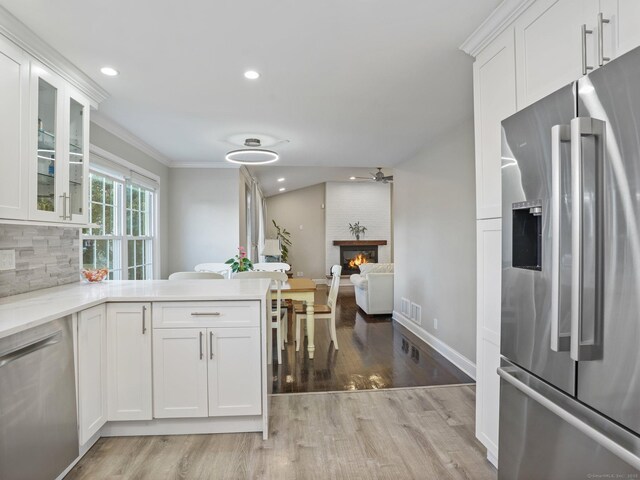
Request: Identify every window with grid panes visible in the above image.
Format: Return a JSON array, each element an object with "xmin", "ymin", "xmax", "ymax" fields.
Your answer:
[{"xmin": 82, "ymin": 171, "xmax": 156, "ymax": 280}]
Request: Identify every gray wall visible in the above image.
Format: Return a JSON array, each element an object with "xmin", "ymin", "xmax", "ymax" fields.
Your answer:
[
  {"xmin": 266, "ymin": 184, "xmax": 326, "ymax": 279},
  {"xmin": 168, "ymin": 168, "xmax": 240, "ymax": 274},
  {"xmin": 90, "ymin": 122, "xmax": 171, "ymax": 278},
  {"xmin": 393, "ymin": 119, "xmax": 477, "ymax": 361},
  {"xmin": 0, "ymin": 224, "xmax": 79, "ymax": 297}
]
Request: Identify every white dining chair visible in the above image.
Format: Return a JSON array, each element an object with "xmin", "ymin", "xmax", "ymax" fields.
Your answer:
[
  {"xmin": 294, "ymin": 265, "xmax": 341, "ymax": 352},
  {"xmin": 194, "ymin": 263, "xmax": 232, "ymax": 278},
  {"xmin": 234, "ymin": 270, "xmax": 288, "ymax": 364},
  {"xmin": 253, "ymin": 262, "xmax": 291, "ymax": 273},
  {"xmin": 168, "ymin": 271, "xmax": 225, "ymax": 280}
]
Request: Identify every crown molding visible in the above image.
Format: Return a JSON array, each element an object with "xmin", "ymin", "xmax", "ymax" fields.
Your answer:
[
  {"xmin": 0, "ymin": 5, "xmax": 109, "ymax": 105},
  {"xmin": 170, "ymin": 162, "xmax": 239, "ymax": 169},
  {"xmin": 90, "ymin": 111, "xmax": 175, "ymax": 167},
  {"xmin": 459, "ymin": 0, "xmax": 535, "ymax": 57}
]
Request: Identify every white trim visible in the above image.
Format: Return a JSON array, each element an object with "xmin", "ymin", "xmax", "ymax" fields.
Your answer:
[
  {"xmin": 171, "ymin": 162, "xmax": 239, "ymax": 169},
  {"xmin": 0, "ymin": 218, "xmax": 87, "ymax": 228},
  {"xmin": 393, "ymin": 310, "xmax": 477, "ymax": 380},
  {"xmin": 101, "ymin": 416, "xmax": 262, "ymax": 437},
  {"xmin": 0, "ymin": 6, "xmax": 108, "ymax": 105},
  {"xmin": 89, "ymin": 144, "xmax": 161, "ymax": 183},
  {"xmin": 91, "ymin": 112, "xmax": 174, "ymax": 167},
  {"xmin": 486, "ymin": 448, "xmax": 499, "ymax": 467},
  {"xmin": 459, "ymin": 0, "xmax": 535, "ymax": 57}
]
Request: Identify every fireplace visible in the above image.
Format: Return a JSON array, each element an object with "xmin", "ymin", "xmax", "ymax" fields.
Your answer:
[{"xmin": 339, "ymin": 245, "xmax": 378, "ymax": 275}]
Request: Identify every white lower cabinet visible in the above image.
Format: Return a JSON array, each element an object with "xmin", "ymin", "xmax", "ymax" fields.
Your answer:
[
  {"xmin": 106, "ymin": 303, "xmax": 152, "ymax": 421},
  {"xmin": 208, "ymin": 328, "xmax": 262, "ymax": 416},
  {"xmin": 77, "ymin": 304, "xmax": 107, "ymax": 445},
  {"xmin": 153, "ymin": 328, "xmax": 209, "ymax": 418}
]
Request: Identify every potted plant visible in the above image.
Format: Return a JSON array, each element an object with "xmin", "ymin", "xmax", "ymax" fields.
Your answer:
[
  {"xmin": 348, "ymin": 221, "xmax": 367, "ymax": 240},
  {"xmin": 272, "ymin": 220, "xmax": 292, "ymax": 263},
  {"xmin": 225, "ymin": 246, "xmax": 254, "ymax": 273}
]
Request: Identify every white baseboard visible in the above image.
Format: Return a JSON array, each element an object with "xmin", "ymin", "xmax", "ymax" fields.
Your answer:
[
  {"xmin": 486, "ymin": 448, "xmax": 498, "ymax": 468},
  {"xmin": 101, "ymin": 416, "xmax": 263, "ymax": 437},
  {"xmin": 392, "ymin": 311, "xmax": 476, "ymax": 380}
]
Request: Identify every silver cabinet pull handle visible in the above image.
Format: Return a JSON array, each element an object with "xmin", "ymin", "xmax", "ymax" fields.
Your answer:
[
  {"xmin": 570, "ymin": 117, "xmax": 605, "ymax": 361},
  {"xmin": 581, "ymin": 24, "xmax": 594, "ymax": 75},
  {"xmin": 142, "ymin": 305, "xmax": 147, "ymax": 334},
  {"xmin": 59, "ymin": 193, "xmax": 71, "ymax": 220},
  {"xmin": 597, "ymin": 13, "xmax": 611, "ymax": 66},
  {"xmin": 551, "ymin": 124, "xmax": 571, "ymax": 352},
  {"xmin": 209, "ymin": 331, "xmax": 215, "ymax": 359},
  {"xmin": 190, "ymin": 312, "xmax": 221, "ymax": 316},
  {"xmin": 199, "ymin": 331, "xmax": 204, "ymax": 360}
]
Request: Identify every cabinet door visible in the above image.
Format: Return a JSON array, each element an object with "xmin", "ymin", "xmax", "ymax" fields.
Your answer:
[
  {"xmin": 65, "ymin": 86, "xmax": 90, "ymax": 224},
  {"xmin": 0, "ymin": 37, "xmax": 29, "ymax": 220},
  {"xmin": 207, "ymin": 327, "xmax": 262, "ymax": 416},
  {"xmin": 106, "ymin": 303, "xmax": 152, "ymax": 421},
  {"xmin": 515, "ymin": 0, "xmax": 598, "ymax": 108},
  {"xmin": 78, "ymin": 304, "xmax": 107, "ymax": 445},
  {"xmin": 30, "ymin": 63, "xmax": 66, "ymax": 222},
  {"xmin": 473, "ymin": 29, "xmax": 517, "ymax": 219},
  {"xmin": 476, "ymin": 219, "xmax": 502, "ymax": 465},
  {"xmin": 153, "ymin": 328, "xmax": 208, "ymax": 418},
  {"xmin": 599, "ymin": 0, "xmax": 640, "ymax": 60}
]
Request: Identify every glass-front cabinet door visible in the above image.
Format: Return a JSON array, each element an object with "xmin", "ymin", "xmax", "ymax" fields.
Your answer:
[{"xmin": 66, "ymin": 89, "xmax": 90, "ymax": 223}]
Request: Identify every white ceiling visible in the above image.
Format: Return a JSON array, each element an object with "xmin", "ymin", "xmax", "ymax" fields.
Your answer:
[{"xmin": 1, "ymin": 0, "xmax": 499, "ymax": 168}]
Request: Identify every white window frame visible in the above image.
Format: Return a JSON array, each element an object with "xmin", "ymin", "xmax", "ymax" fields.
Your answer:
[{"xmin": 83, "ymin": 145, "xmax": 161, "ymax": 279}]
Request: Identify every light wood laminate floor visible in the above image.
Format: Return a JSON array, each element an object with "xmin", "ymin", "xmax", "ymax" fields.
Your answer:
[{"xmin": 67, "ymin": 386, "xmax": 496, "ymax": 480}]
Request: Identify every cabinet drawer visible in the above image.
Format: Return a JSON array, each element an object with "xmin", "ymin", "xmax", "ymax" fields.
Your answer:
[{"xmin": 152, "ymin": 301, "xmax": 260, "ymax": 328}]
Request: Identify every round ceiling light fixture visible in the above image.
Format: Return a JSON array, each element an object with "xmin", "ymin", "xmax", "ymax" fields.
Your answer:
[
  {"xmin": 244, "ymin": 70, "xmax": 260, "ymax": 80},
  {"xmin": 225, "ymin": 149, "xmax": 279, "ymax": 165},
  {"xmin": 100, "ymin": 66, "xmax": 119, "ymax": 76}
]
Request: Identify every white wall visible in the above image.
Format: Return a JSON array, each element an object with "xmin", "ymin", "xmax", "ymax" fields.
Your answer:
[
  {"xmin": 325, "ymin": 182, "xmax": 392, "ymax": 274},
  {"xmin": 90, "ymin": 122, "xmax": 171, "ymax": 278},
  {"xmin": 168, "ymin": 168, "xmax": 240, "ymax": 274},
  {"xmin": 266, "ymin": 183, "xmax": 326, "ymax": 280},
  {"xmin": 393, "ymin": 118, "xmax": 477, "ymax": 362}
]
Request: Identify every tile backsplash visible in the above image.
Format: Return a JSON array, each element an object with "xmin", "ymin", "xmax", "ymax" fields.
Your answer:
[{"xmin": 0, "ymin": 224, "xmax": 80, "ymax": 298}]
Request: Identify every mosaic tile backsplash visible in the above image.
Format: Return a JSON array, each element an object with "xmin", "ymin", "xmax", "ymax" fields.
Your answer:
[{"xmin": 0, "ymin": 224, "xmax": 80, "ymax": 298}]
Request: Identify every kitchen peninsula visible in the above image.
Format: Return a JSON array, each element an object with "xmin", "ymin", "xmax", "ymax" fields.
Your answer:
[{"xmin": 0, "ymin": 279, "xmax": 271, "ymax": 480}]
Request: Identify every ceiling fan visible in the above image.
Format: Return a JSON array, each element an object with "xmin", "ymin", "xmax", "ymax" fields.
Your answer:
[{"xmin": 354, "ymin": 168, "xmax": 393, "ymax": 183}]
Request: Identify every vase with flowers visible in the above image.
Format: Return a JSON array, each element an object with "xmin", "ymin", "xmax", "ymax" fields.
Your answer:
[{"xmin": 225, "ymin": 246, "xmax": 254, "ymax": 273}]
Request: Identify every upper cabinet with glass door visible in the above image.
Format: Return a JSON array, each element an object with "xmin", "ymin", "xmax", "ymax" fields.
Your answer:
[{"xmin": 29, "ymin": 63, "xmax": 90, "ymax": 224}]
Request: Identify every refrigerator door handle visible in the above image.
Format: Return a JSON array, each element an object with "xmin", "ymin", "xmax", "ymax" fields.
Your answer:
[
  {"xmin": 551, "ymin": 124, "xmax": 572, "ymax": 352},
  {"xmin": 498, "ymin": 366, "xmax": 640, "ymax": 472},
  {"xmin": 570, "ymin": 117, "xmax": 605, "ymax": 361}
]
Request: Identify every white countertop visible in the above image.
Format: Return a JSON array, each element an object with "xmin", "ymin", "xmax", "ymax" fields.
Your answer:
[{"xmin": 0, "ymin": 279, "xmax": 272, "ymax": 339}]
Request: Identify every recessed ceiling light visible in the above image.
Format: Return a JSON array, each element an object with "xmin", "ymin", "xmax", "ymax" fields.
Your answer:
[
  {"xmin": 349, "ymin": 176, "xmax": 356, "ymax": 180},
  {"xmin": 244, "ymin": 70, "xmax": 260, "ymax": 80},
  {"xmin": 100, "ymin": 66, "xmax": 119, "ymax": 76},
  {"xmin": 279, "ymin": 187, "xmax": 286, "ymax": 192},
  {"xmin": 225, "ymin": 149, "xmax": 279, "ymax": 165},
  {"xmin": 277, "ymin": 178, "xmax": 285, "ymax": 182}
]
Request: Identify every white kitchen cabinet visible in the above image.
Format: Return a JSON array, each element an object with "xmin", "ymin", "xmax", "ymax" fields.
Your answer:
[
  {"xmin": 0, "ymin": 36, "xmax": 29, "ymax": 220},
  {"xmin": 208, "ymin": 327, "xmax": 262, "ymax": 416},
  {"xmin": 29, "ymin": 62, "xmax": 90, "ymax": 224},
  {"xmin": 599, "ymin": 0, "xmax": 640, "ymax": 60},
  {"xmin": 106, "ymin": 303, "xmax": 152, "ymax": 421},
  {"xmin": 473, "ymin": 28, "xmax": 517, "ymax": 220},
  {"xmin": 77, "ymin": 304, "xmax": 107, "ymax": 445},
  {"xmin": 475, "ymin": 218, "xmax": 502, "ymax": 466},
  {"xmin": 515, "ymin": 0, "xmax": 598, "ymax": 108},
  {"xmin": 153, "ymin": 328, "xmax": 209, "ymax": 418}
]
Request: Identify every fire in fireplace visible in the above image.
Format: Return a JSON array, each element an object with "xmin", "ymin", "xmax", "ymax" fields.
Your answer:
[{"xmin": 339, "ymin": 245, "xmax": 378, "ymax": 275}]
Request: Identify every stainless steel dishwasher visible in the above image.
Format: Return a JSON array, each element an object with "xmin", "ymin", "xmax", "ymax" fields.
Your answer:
[{"xmin": 0, "ymin": 316, "xmax": 79, "ymax": 480}]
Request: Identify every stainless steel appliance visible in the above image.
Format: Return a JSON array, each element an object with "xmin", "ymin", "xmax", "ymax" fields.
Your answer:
[
  {"xmin": 499, "ymin": 45, "xmax": 640, "ymax": 478},
  {"xmin": 0, "ymin": 317, "xmax": 78, "ymax": 480}
]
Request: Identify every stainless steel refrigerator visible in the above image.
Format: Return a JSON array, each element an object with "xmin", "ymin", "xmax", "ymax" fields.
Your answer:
[{"xmin": 499, "ymin": 45, "xmax": 640, "ymax": 478}]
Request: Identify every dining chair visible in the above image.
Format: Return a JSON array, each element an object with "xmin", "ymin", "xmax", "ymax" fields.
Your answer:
[
  {"xmin": 253, "ymin": 262, "xmax": 291, "ymax": 273},
  {"xmin": 168, "ymin": 271, "xmax": 225, "ymax": 280},
  {"xmin": 234, "ymin": 270, "xmax": 288, "ymax": 364},
  {"xmin": 294, "ymin": 265, "xmax": 341, "ymax": 352},
  {"xmin": 194, "ymin": 262, "xmax": 232, "ymax": 278}
]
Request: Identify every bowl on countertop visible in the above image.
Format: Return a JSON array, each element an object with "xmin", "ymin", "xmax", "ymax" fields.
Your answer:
[{"xmin": 82, "ymin": 268, "xmax": 109, "ymax": 283}]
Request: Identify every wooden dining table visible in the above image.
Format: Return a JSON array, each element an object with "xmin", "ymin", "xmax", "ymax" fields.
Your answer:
[{"xmin": 271, "ymin": 278, "xmax": 318, "ymax": 359}]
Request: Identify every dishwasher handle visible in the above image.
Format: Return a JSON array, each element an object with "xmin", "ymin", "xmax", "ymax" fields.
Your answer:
[{"xmin": 0, "ymin": 331, "xmax": 62, "ymax": 368}]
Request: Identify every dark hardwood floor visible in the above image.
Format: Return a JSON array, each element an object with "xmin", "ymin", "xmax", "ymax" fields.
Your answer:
[{"xmin": 272, "ymin": 286, "xmax": 474, "ymax": 393}]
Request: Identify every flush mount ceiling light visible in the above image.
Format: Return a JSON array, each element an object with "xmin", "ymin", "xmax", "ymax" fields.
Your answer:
[
  {"xmin": 279, "ymin": 187, "xmax": 286, "ymax": 192},
  {"xmin": 100, "ymin": 66, "xmax": 119, "ymax": 76},
  {"xmin": 244, "ymin": 70, "xmax": 260, "ymax": 80},
  {"xmin": 225, "ymin": 149, "xmax": 279, "ymax": 165},
  {"xmin": 277, "ymin": 178, "xmax": 285, "ymax": 182},
  {"xmin": 349, "ymin": 176, "xmax": 356, "ymax": 180}
]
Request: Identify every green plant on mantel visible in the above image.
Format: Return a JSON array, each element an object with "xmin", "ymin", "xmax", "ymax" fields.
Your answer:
[
  {"xmin": 272, "ymin": 220, "xmax": 292, "ymax": 263},
  {"xmin": 348, "ymin": 221, "xmax": 367, "ymax": 241}
]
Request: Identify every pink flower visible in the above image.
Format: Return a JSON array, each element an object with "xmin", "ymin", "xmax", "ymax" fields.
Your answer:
[{"xmin": 238, "ymin": 246, "xmax": 247, "ymax": 259}]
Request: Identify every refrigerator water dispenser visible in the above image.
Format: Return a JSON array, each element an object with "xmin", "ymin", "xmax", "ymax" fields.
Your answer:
[{"xmin": 512, "ymin": 200, "xmax": 542, "ymax": 271}]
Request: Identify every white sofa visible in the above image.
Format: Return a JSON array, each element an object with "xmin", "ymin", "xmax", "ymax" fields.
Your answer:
[{"xmin": 349, "ymin": 263, "xmax": 394, "ymax": 315}]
